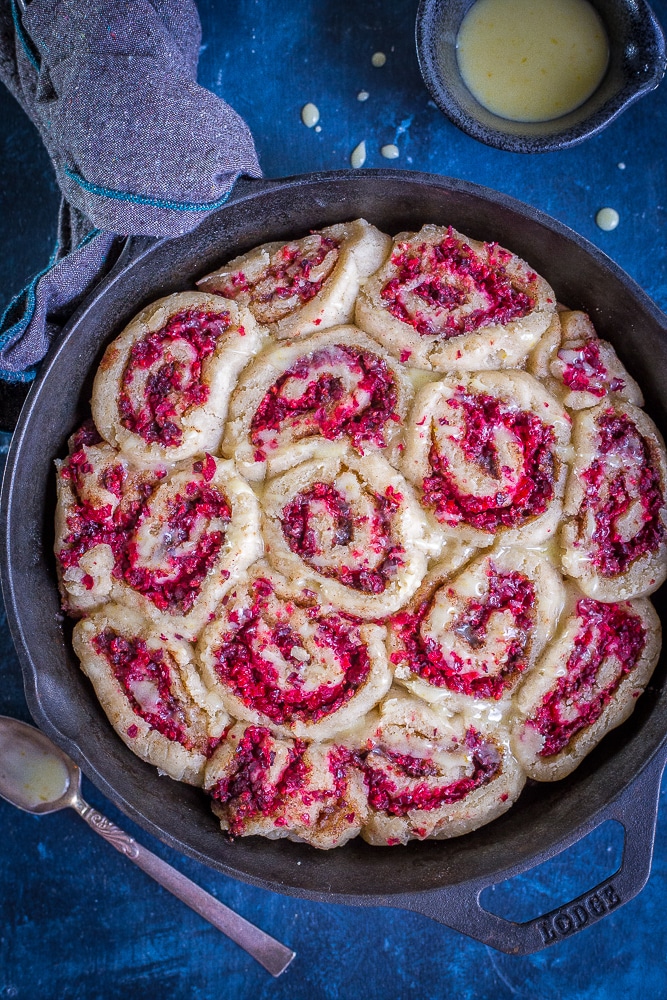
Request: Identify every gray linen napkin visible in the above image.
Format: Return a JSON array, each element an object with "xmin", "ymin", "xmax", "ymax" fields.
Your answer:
[{"xmin": 0, "ymin": 0, "xmax": 261, "ymax": 380}]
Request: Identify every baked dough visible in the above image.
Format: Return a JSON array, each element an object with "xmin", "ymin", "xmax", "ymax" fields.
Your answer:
[
  {"xmin": 389, "ymin": 549, "xmax": 565, "ymax": 711},
  {"xmin": 528, "ymin": 309, "xmax": 643, "ymax": 411},
  {"xmin": 92, "ymin": 291, "xmax": 263, "ymax": 465},
  {"xmin": 561, "ymin": 400, "xmax": 667, "ymax": 600},
  {"xmin": 261, "ymin": 443, "xmax": 443, "ymax": 618},
  {"xmin": 358, "ymin": 693, "xmax": 525, "ymax": 845},
  {"xmin": 196, "ymin": 564, "xmax": 392, "ymax": 740},
  {"xmin": 401, "ymin": 371, "xmax": 571, "ymax": 548},
  {"xmin": 204, "ymin": 722, "xmax": 368, "ymax": 848},
  {"xmin": 55, "ymin": 218, "xmax": 666, "ymax": 850},
  {"xmin": 73, "ymin": 605, "xmax": 228, "ymax": 785},
  {"xmin": 221, "ymin": 324, "xmax": 413, "ymax": 481},
  {"xmin": 511, "ymin": 587, "xmax": 661, "ymax": 780},
  {"xmin": 355, "ymin": 225, "xmax": 555, "ymax": 371},
  {"xmin": 197, "ymin": 219, "xmax": 391, "ymax": 340}
]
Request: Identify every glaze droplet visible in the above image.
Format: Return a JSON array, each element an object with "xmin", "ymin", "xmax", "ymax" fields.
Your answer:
[
  {"xmin": 350, "ymin": 141, "xmax": 367, "ymax": 168},
  {"xmin": 381, "ymin": 144, "xmax": 399, "ymax": 159},
  {"xmin": 371, "ymin": 52, "xmax": 386, "ymax": 67},
  {"xmin": 301, "ymin": 103, "xmax": 320, "ymax": 128},
  {"xmin": 596, "ymin": 207, "xmax": 620, "ymax": 231},
  {"xmin": 357, "ymin": 90, "xmax": 370, "ymax": 102}
]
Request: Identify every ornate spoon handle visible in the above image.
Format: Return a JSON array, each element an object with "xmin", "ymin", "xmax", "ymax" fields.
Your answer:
[{"xmin": 73, "ymin": 797, "xmax": 295, "ymax": 976}]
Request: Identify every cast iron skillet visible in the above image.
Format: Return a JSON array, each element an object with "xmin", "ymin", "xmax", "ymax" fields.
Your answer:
[{"xmin": 2, "ymin": 171, "xmax": 667, "ymax": 956}]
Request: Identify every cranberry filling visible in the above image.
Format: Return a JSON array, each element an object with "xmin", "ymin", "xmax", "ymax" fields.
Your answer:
[
  {"xmin": 528, "ymin": 599, "xmax": 646, "ymax": 756},
  {"xmin": 250, "ymin": 345, "xmax": 399, "ymax": 456},
  {"xmin": 122, "ymin": 481, "xmax": 231, "ymax": 613},
  {"xmin": 380, "ymin": 231, "xmax": 534, "ymax": 338},
  {"xmin": 93, "ymin": 629, "xmax": 201, "ymax": 750},
  {"xmin": 391, "ymin": 564, "xmax": 535, "ymax": 699},
  {"xmin": 217, "ymin": 234, "xmax": 340, "ymax": 306},
  {"xmin": 558, "ymin": 341, "xmax": 624, "ymax": 397},
  {"xmin": 213, "ymin": 583, "xmax": 371, "ymax": 723},
  {"xmin": 362, "ymin": 729, "xmax": 500, "ymax": 815},
  {"xmin": 118, "ymin": 309, "xmax": 230, "ymax": 446},
  {"xmin": 209, "ymin": 726, "xmax": 309, "ymax": 836},
  {"xmin": 580, "ymin": 410, "xmax": 665, "ymax": 575},
  {"xmin": 280, "ymin": 481, "xmax": 404, "ymax": 593},
  {"xmin": 421, "ymin": 392, "xmax": 556, "ymax": 532}
]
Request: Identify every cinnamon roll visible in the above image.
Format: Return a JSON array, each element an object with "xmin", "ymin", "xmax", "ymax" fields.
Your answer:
[
  {"xmin": 511, "ymin": 588, "xmax": 661, "ymax": 780},
  {"xmin": 389, "ymin": 549, "xmax": 565, "ymax": 710},
  {"xmin": 357, "ymin": 693, "xmax": 525, "ymax": 845},
  {"xmin": 73, "ymin": 605, "xmax": 228, "ymax": 785},
  {"xmin": 401, "ymin": 371, "xmax": 571, "ymax": 547},
  {"xmin": 92, "ymin": 292, "xmax": 262, "ymax": 464},
  {"xmin": 221, "ymin": 325, "xmax": 412, "ymax": 481},
  {"xmin": 528, "ymin": 309, "xmax": 643, "ymax": 411},
  {"xmin": 355, "ymin": 225, "xmax": 555, "ymax": 371},
  {"xmin": 197, "ymin": 565, "xmax": 392, "ymax": 740},
  {"xmin": 197, "ymin": 219, "xmax": 391, "ymax": 340},
  {"xmin": 261, "ymin": 444, "xmax": 443, "ymax": 618},
  {"xmin": 562, "ymin": 401, "xmax": 667, "ymax": 600},
  {"xmin": 204, "ymin": 723, "xmax": 368, "ymax": 848}
]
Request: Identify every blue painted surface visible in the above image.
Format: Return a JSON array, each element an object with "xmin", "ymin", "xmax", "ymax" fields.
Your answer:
[{"xmin": 0, "ymin": 1, "xmax": 667, "ymax": 996}]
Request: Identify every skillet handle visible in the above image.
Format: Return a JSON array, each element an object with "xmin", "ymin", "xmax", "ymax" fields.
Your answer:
[{"xmin": 394, "ymin": 750, "xmax": 667, "ymax": 955}]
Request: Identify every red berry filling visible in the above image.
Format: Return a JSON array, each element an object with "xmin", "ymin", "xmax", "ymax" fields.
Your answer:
[
  {"xmin": 558, "ymin": 341, "xmax": 624, "ymax": 397},
  {"xmin": 216, "ymin": 234, "xmax": 340, "ymax": 310},
  {"xmin": 422, "ymin": 392, "xmax": 556, "ymax": 532},
  {"xmin": 280, "ymin": 481, "xmax": 404, "ymax": 593},
  {"xmin": 118, "ymin": 309, "xmax": 230, "ymax": 446},
  {"xmin": 391, "ymin": 564, "xmax": 535, "ymax": 699},
  {"xmin": 528, "ymin": 599, "xmax": 646, "ymax": 756},
  {"xmin": 380, "ymin": 232, "xmax": 534, "ymax": 338},
  {"xmin": 580, "ymin": 410, "xmax": 665, "ymax": 575},
  {"xmin": 122, "ymin": 480, "xmax": 231, "ymax": 613},
  {"xmin": 212, "ymin": 582, "xmax": 371, "ymax": 723},
  {"xmin": 250, "ymin": 344, "xmax": 399, "ymax": 456},
  {"xmin": 362, "ymin": 729, "xmax": 500, "ymax": 815},
  {"xmin": 209, "ymin": 726, "xmax": 310, "ymax": 836},
  {"xmin": 93, "ymin": 629, "xmax": 204, "ymax": 751}
]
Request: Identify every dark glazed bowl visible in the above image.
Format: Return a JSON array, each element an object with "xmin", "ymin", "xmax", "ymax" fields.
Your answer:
[{"xmin": 416, "ymin": 0, "xmax": 667, "ymax": 152}]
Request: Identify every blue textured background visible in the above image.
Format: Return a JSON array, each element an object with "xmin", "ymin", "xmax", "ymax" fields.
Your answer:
[{"xmin": 1, "ymin": 1, "xmax": 667, "ymax": 997}]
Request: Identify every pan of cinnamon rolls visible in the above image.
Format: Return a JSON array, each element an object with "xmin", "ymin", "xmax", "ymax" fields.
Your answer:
[{"xmin": 4, "ymin": 172, "xmax": 667, "ymax": 948}]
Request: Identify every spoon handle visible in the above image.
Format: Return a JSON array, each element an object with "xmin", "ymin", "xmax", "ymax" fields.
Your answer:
[{"xmin": 72, "ymin": 798, "xmax": 295, "ymax": 976}]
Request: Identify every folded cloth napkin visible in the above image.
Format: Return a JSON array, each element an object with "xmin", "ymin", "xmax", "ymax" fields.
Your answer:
[{"xmin": 0, "ymin": 0, "xmax": 261, "ymax": 381}]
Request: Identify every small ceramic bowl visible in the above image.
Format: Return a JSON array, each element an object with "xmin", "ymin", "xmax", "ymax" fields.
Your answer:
[{"xmin": 416, "ymin": 0, "xmax": 667, "ymax": 152}]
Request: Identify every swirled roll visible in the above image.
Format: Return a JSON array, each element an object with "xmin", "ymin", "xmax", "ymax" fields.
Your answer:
[
  {"xmin": 197, "ymin": 564, "xmax": 392, "ymax": 740},
  {"xmin": 401, "ymin": 371, "xmax": 572, "ymax": 547},
  {"xmin": 112, "ymin": 454, "xmax": 262, "ymax": 640},
  {"xmin": 197, "ymin": 219, "xmax": 391, "ymax": 340},
  {"xmin": 204, "ymin": 723, "xmax": 368, "ymax": 848},
  {"xmin": 511, "ymin": 589, "xmax": 661, "ymax": 780},
  {"xmin": 562, "ymin": 401, "xmax": 667, "ymax": 600},
  {"xmin": 92, "ymin": 292, "xmax": 262, "ymax": 464},
  {"xmin": 528, "ymin": 310, "xmax": 643, "ymax": 411},
  {"xmin": 389, "ymin": 549, "xmax": 565, "ymax": 710},
  {"xmin": 357, "ymin": 693, "xmax": 525, "ymax": 845},
  {"xmin": 221, "ymin": 325, "xmax": 413, "ymax": 481},
  {"xmin": 55, "ymin": 422, "xmax": 168, "ymax": 615},
  {"xmin": 73, "ymin": 606, "xmax": 228, "ymax": 785},
  {"xmin": 261, "ymin": 444, "xmax": 443, "ymax": 618},
  {"xmin": 355, "ymin": 225, "xmax": 555, "ymax": 371}
]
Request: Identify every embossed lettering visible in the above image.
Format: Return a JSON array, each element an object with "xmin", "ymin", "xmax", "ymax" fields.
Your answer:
[
  {"xmin": 554, "ymin": 912, "xmax": 574, "ymax": 935},
  {"xmin": 570, "ymin": 904, "xmax": 589, "ymax": 928},
  {"xmin": 538, "ymin": 920, "xmax": 557, "ymax": 944},
  {"xmin": 600, "ymin": 884, "xmax": 621, "ymax": 909},
  {"xmin": 587, "ymin": 892, "xmax": 606, "ymax": 917}
]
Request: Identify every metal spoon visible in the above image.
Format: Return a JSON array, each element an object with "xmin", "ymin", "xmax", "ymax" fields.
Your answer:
[{"xmin": 0, "ymin": 715, "xmax": 295, "ymax": 977}]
